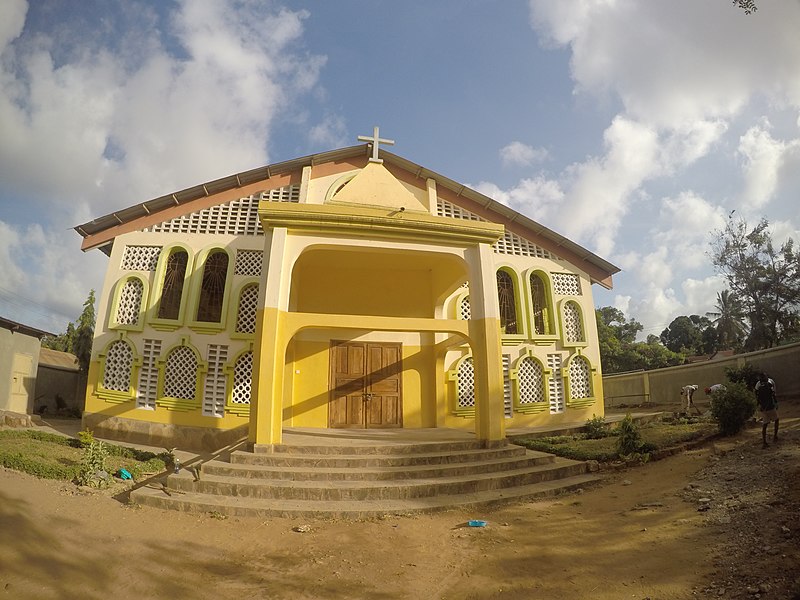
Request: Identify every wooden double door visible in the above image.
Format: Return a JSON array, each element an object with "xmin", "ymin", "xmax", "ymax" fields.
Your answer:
[{"xmin": 329, "ymin": 341, "xmax": 403, "ymax": 429}]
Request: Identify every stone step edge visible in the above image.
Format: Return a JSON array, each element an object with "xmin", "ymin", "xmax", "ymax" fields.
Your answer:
[
  {"xmin": 208, "ymin": 454, "xmax": 556, "ymax": 478},
  {"xmin": 166, "ymin": 459, "xmax": 589, "ymax": 496},
  {"xmin": 130, "ymin": 473, "xmax": 602, "ymax": 519},
  {"xmin": 231, "ymin": 445, "xmax": 532, "ymax": 463},
  {"xmin": 253, "ymin": 440, "xmax": 506, "ymax": 455}
]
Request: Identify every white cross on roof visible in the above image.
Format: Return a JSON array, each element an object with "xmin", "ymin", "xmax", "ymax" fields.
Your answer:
[{"xmin": 357, "ymin": 126, "xmax": 395, "ymax": 163}]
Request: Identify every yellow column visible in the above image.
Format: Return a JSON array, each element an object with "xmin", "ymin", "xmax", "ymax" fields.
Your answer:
[
  {"xmin": 466, "ymin": 243, "xmax": 506, "ymax": 445},
  {"xmin": 249, "ymin": 227, "xmax": 290, "ymax": 449}
]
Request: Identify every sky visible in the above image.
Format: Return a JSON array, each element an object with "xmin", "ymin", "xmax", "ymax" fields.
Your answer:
[{"xmin": 1, "ymin": 0, "xmax": 799, "ymax": 340}]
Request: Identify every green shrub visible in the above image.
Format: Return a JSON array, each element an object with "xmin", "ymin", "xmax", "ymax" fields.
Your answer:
[
  {"xmin": 724, "ymin": 363, "xmax": 761, "ymax": 389},
  {"xmin": 616, "ymin": 414, "xmax": 644, "ymax": 455},
  {"xmin": 584, "ymin": 414, "xmax": 610, "ymax": 439},
  {"xmin": 0, "ymin": 452, "xmax": 80, "ymax": 480},
  {"xmin": 710, "ymin": 382, "xmax": 756, "ymax": 436},
  {"xmin": 77, "ymin": 440, "xmax": 110, "ymax": 488},
  {"xmin": 77, "ymin": 428, "xmax": 95, "ymax": 448}
]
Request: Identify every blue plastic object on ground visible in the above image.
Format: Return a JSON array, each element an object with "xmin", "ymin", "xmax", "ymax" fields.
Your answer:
[
  {"xmin": 468, "ymin": 520, "xmax": 487, "ymax": 527},
  {"xmin": 118, "ymin": 468, "xmax": 132, "ymax": 480}
]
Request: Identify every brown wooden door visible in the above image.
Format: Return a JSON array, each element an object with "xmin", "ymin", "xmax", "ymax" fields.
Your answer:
[{"xmin": 329, "ymin": 342, "xmax": 402, "ymax": 429}]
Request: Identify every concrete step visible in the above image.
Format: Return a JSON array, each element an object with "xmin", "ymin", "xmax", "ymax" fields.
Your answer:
[
  {"xmin": 229, "ymin": 445, "xmax": 530, "ymax": 468},
  {"xmin": 255, "ymin": 439, "xmax": 488, "ymax": 455},
  {"xmin": 129, "ymin": 472, "xmax": 602, "ymax": 519},
  {"xmin": 163, "ymin": 458, "xmax": 589, "ymax": 501},
  {"xmin": 205, "ymin": 451, "xmax": 556, "ymax": 481}
]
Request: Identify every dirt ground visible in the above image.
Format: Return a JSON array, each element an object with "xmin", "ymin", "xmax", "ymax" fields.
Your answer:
[{"xmin": 1, "ymin": 403, "xmax": 798, "ymax": 600}]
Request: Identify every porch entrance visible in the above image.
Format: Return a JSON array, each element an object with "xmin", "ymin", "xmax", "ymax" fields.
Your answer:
[{"xmin": 329, "ymin": 341, "xmax": 403, "ymax": 429}]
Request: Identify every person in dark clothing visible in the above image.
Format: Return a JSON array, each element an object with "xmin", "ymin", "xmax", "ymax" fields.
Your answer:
[{"xmin": 754, "ymin": 373, "xmax": 779, "ymax": 448}]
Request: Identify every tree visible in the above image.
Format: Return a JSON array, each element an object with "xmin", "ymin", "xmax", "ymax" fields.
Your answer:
[
  {"xmin": 710, "ymin": 218, "xmax": 800, "ymax": 350},
  {"xmin": 660, "ymin": 315, "xmax": 716, "ymax": 355},
  {"xmin": 706, "ymin": 290, "xmax": 748, "ymax": 350},
  {"xmin": 733, "ymin": 0, "xmax": 757, "ymax": 15},
  {"xmin": 42, "ymin": 290, "xmax": 96, "ymax": 372},
  {"xmin": 596, "ymin": 308, "xmax": 683, "ymax": 373}
]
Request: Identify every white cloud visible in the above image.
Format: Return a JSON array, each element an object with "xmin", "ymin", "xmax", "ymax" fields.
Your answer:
[
  {"xmin": 308, "ymin": 115, "xmax": 347, "ymax": 148},
  {"xmin": 0, "ymin": 1, "xmax": 326, "ymax": 217},
  {"xmin": 0, "ymin": 1, "xmax": 328, "ymax": 329},
  {"xmin": 530, "ymin": 1, "xmax": 800, "ymax": 127},
  {"xmin": 651, "ymin": 191, "xmax": 726, "ymax": 270},
  {"xmin": 737, "ymin": 120, "xmax": 800, "ymax": 209},
  {"xmin": 500, "ymin": 141, "xmax": 549, "ymax": 167},
  {"xmin": 0, "ymin": 0, "xmax": 26, "ymax": 51},
  {"xmin": 526, "ymin": 0, "xmax": 800, "ymax": 334}
]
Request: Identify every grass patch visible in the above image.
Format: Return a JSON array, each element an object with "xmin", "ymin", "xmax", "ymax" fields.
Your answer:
[
  {"xmin": 514, "ymin": 419, "xmax": 717, "ymax": 462},
  {"xmin": 0, "ymin": 429, "xmax": 167, "ymax": 482}
]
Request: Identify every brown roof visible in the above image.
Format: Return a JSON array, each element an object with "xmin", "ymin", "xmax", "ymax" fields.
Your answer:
[
  {"xmin": 74, "ymin": 144, "xmax": 621, "ymax": 289},
  {"xmin": 38, "ymin": 347, "xmax": 80, "ymax": 371}
]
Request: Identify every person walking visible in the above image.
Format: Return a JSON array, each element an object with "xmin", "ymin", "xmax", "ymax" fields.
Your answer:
[{"xmin": 755, "ymin": 373, "xmax": 779, "ymax": 448}]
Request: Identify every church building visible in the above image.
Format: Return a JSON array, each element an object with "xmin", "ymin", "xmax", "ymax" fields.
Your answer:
[{"xmin": 75, "ymin": 130, "xmax": 619, "ymax": 451}]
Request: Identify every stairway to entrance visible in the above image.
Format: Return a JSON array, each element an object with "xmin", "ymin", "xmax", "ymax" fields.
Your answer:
[{"xmin": 129, "ymin": 429, "xmax": 601, "ymax": 519}]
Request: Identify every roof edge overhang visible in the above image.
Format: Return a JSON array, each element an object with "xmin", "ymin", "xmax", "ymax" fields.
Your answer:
[{"xmin": 74, "ymin": 144, "xmax": 620, "ymax": 288}]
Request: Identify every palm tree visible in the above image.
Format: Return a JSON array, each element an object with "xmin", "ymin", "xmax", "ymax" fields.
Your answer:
[{"xmin": 706, "ymin": 290, "xmax": 748, "ymax": 350}]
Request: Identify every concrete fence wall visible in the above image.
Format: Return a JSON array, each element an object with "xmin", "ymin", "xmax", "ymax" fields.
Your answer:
[{"xmin": 603, "ymin": 341, "xmax": 800, "ymax": 407}]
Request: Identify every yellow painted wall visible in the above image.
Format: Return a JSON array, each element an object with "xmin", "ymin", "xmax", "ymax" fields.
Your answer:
[{"xmin": 293, "ymin": 265, "xmax": 434, "ymax": 318}]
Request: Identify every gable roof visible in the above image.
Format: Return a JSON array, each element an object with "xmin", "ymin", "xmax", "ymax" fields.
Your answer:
[{"xmin": 74, "ymin": 144, "xmax": 620, "ymax": 288}]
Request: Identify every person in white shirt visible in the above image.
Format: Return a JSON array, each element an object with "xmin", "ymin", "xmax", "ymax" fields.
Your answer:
[{"xmin": 680, "ymin": 384, "xmax": 699, "ymax": 413}]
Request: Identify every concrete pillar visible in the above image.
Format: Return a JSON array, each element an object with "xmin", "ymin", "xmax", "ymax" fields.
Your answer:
[
  {"xmin": 465, "ymin": 243, "xmax": 506, "ymax": 444},
  {"xmin": 249, "ymin": 227, "xmax": 290, "ymax": 448}
]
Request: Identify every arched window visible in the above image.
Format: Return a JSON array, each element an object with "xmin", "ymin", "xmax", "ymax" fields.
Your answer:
[
  {"xmin": 517, "ymin": 356, "xmax": 545, "ymax": 407},
  {"xmin": 456, "ymin": 357, "xmax": 475, "ymax": 410},
  {"xmin": 530, "ymin": 273, "xmax": 552, "ymax": 335},
  {"xmin": 496, "ymin": 270, "xmax": 518, "ymax": 334},
  {"xmin": 163, "ymin": 345, "xmax": 198, "ymax": 400},
  {"xmin": 157, "ymin": 249, "xmax": 189, "ymax": 320},
  {"xmin": 235, "ymin": 283, "xmax": 259, "ymax": 334},
  {"xmin": 196, "ymin": 250, "xmax": 229, "ymax": 323},
  {"xmin": 563, "ymin": 301, "xmax": 585, "ymax": 343},
  {"xmin": 568, "ymin": 355, "xmax": 592, "ymax": 400},
  {"xmin": 115, "ymin": 278, "xmax": 144, "ymax": 326},
  {"xmin": 232, "ymin": 351, "xmax": 253, "ymax": 407},
  {"xmin": 102, "ymin": 340, "xmax": 133, "ymax": 393},
  {"xmin": 458, "ymin": 295, "xmax": 471, "ymax": 320}
]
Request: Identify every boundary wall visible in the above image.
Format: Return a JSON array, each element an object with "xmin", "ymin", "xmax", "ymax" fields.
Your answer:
[{"xmin": 603, "ymin": 341, "xmax": 800, "ymax": 406}]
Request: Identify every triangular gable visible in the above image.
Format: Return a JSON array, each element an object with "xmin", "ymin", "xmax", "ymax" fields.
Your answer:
[{"xmin": 328, "ymin": 162, "xmax": 428, "ymax": 213}]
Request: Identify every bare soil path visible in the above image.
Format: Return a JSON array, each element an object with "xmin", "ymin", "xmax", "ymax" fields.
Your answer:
[{"xmin": 1, "ymin": 407, "xmax": 798, "ymax": 600}]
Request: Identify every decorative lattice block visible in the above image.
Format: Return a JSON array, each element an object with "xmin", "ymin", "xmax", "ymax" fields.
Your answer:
[
  {"xmin": 459, "ymin": 296, "xmax": 471, "ymax": 320},
  {"xmin": 518, "ymin": 357, "xmax": 545, "ymax": 405},
  {"xmin": 569, "ymin": 356, "xmax": 592, "ymax": 399},
  {"xmin": 260, "ymin": 186, "xmax": 300, "ymax": 203},
  {"xmin": 121, "ymin": 245, "xmax": 161, "ymax": 271},
  {"xmin": 456, "ymin": 357, "xmax": 475, "ymax": 409},
  {"xmin": 103, "ymin": 341, "xmax": 133, "ymax": 392},
  {"xmin": 145, "ymin": 186, "xmax": 299, "ymax": 236},
  {"xmin": 503, "ymin": 354, "xmax": 512, "ymax": 418},
  {"xmin": 136, "ymin": 339, "xmax": 161, "ymax": 409},
  {"xmin": 436, "ymin": 199, "xmax": 484, "ymax": 221},
  {"xmin": 232, "ymin": 351, "xmax": 253, "ymax": 405},
  {"xmin": 203, "ymin": 345, "xmax": 228, "ymax": 417},
  {"xmin": 547, "ymin": 353, "xmax": 565, "ymax": 414},
  {"xmin": 493, "ymin": 231, "xmax": 555, "ymax": 259},
  {"xmin": 563, "ymin": 301, "xmax": 585, "ymax": 342},
  {"xmin": 235, "ymin": 284, "xmax": 259, "ymax": 334},
  {"xmin": 148, "ymin": 196, "xmax": 261, "ymax": 236},
  {"xmin": 552, "ymin": 273, "xmax": 582, "ymax": 296},
  {"xmin": 234, "ymin": 250, "xmax": 263, "ymax": 277},
  {"xmin": 116, "ymin": 278, "xmax": 143, "ymax": 326},
  {"xmin": 164, "ymin": 346, "xmax": 198, "ymax": 400}
]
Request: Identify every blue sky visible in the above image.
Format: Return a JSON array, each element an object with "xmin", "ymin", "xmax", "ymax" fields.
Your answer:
[{"xmin": 1, "ymin": 0, "xmax": 799, "ymax": 340}]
